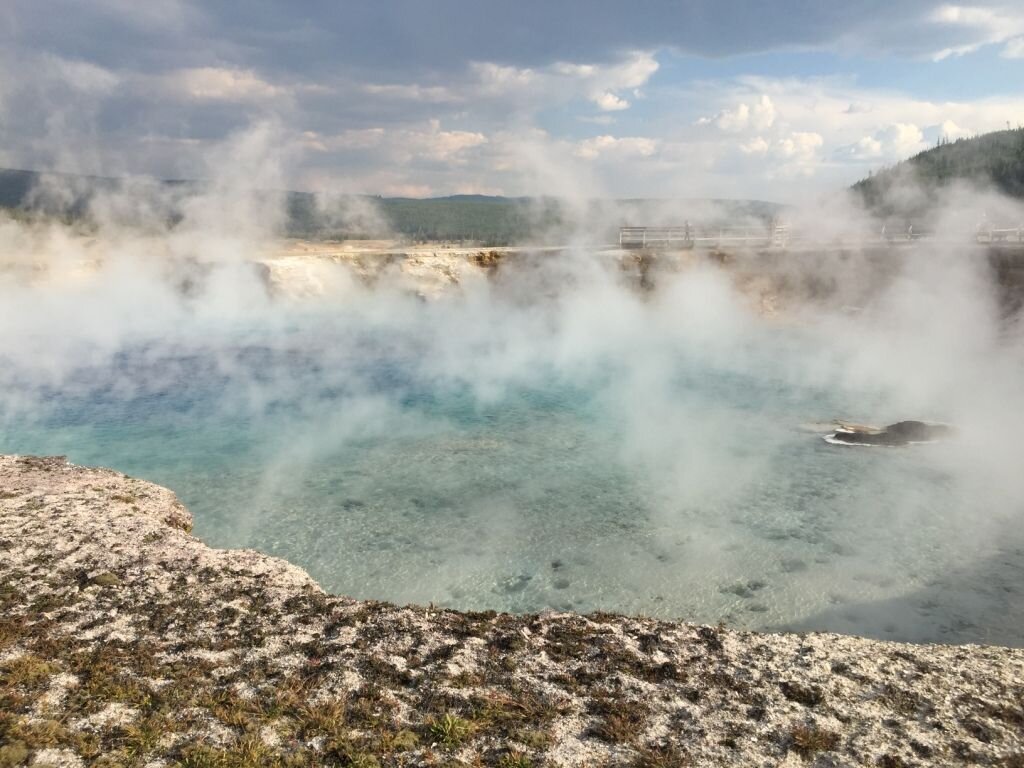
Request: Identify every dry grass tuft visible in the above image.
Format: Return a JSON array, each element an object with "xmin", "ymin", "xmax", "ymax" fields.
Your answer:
[{"xmin": 788, "ymin": 723, "xmax": 840, "ymax": 758}]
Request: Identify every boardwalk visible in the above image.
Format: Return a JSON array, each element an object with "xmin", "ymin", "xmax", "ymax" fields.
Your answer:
[{"xmin": 619, "ymin": 224, "xmax": 1024, "ymax": 250}]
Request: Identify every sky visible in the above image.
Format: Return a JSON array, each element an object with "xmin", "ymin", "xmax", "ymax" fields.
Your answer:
[{"xmin": 2, "ymin": 1, "xmax": 1024, "ymax": 203}]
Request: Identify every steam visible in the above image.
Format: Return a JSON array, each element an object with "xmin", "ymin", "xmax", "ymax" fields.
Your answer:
[{"xmin": 2, "ymin": 126, "xmax": 1024, "ymax": 645}]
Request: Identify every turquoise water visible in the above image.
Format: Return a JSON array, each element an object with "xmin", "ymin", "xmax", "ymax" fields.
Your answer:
[{"xmin": 3, "ymin": 294, "xmax": 1023, "ymax": 646}]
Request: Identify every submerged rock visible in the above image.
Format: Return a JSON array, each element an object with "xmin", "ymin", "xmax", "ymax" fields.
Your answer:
[{"xmin": 720, "ymin": 580, "xmax": 768, "ymax": 599}]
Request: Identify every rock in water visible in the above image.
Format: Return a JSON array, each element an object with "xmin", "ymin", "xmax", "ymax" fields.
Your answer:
[{"xmin": 829, "ymin": 420, "xmax": 952, "ymax": 446}]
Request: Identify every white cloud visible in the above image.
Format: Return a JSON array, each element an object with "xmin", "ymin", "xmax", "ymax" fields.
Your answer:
[
  {"xmin": 929, "ymin": 4, "xmax": 1024, "ymax": 59},
  {"xmin": 470, "ymin": 62, "xmax": 537, "ymax": 94},
  {"xmin": 314, "ymin": 128, "xmax": 385, "ymax": 151},
  {"xmin": 555, "ymin": 50, "xmax": 659, "ymax": 112},
  {"xmin": 574, "ymin": 135, "xmax": 659, "ymax": 160},
  {"xmin": 881, "ymin": 122, "xmax": 926, "ymax": 155},
  {"xmin": 554, "ymin": 62, "xmax": 596, "ymax": 78},
  {"xmin": 739, "ymin": 136, "xmax": 769, "ymax": 154},
  {"xmin": 11, "ymin": 16, "xmax": 1024, "ymax": 207},
  {"xmin": 701, "ymin": 102, "xmax": 749, "ymax": 132},
  {"xmin": 938, "ymin": 119, "xmax": 972, "ymax": 140},
  {"xmin": 728, "ymin": 131, "xmax": 825, "ymax": 180},
  {"xmin": 1003, "ymin": 36, "xmax": 1024, "ymax": 58},
  {"xmin": 838, "ymin": 116, "xmax": 978, "ymax": 161},
  {"xmin": 309, "ymin": 121, "xmax": 486, "ymax": 165},
  {"xmin": 418, "ymin": 121, "xmax": 488, "ymax": 161},
  {"xmin": 840, "ymin": 122, "xmax": 929, "ymax": 161},
  {"xmin": 701, "ymin": 76, "xmax": 1024, "ymax": 183},
  {"xmin": 593, "ymin": 91, "xmax": 630, "ymax": 111},
  {"xmin": 847, "ymin": 135, "xmax": 884, "ymax": 159},
  {"xmin": 360, "ymin": 52, "xmax": 658, "ymax": 118},
  {"xmin": 933, "ymin": 5, "xmax": 1001, "ymax": 27},
  {"xmin": 599, "ymin": 51, "xmax": 660, "ymax": 91},
  {"xmin": 699, "ymin": 95, "xmax": 776, "ymax": 133},
  {"xmin": 775, "ymin": 131, "xmax": 823, "ymax": 163},
  {"xmin": 168, "ymin": 67, "xmax": 283, "ymax": 102},
  {"xmin": 160, "ymin": 73, "xmax": 1024, "ymax": 199},
  {"xmin": 751, "ymin": 95, "xmax": 778, "ymax": 130}
]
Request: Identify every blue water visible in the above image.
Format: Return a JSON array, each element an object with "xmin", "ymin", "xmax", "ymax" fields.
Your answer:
[{"xmin": 3, "ymin": 305, "xmax": 1023, "ymax": 646}]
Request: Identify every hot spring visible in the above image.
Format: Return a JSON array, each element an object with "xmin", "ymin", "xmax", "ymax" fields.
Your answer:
[{"xmin": 3, "ymin": 253, "xmax": 1024, "ymax": 646}]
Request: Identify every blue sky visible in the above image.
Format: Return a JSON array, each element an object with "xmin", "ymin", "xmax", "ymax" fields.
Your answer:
[{"xmin": 1, "ymin": 1, "xmax": 1023, "ymax": 202}]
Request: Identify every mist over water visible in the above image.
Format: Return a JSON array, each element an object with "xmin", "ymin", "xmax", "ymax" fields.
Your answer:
[
  {"xmin": 2, "ymin": 126, "xmax": 1024, "ymax": 645},
  {"xmin": 4, "ymin": 236, "xmax": 1024, "ymax": 646}
]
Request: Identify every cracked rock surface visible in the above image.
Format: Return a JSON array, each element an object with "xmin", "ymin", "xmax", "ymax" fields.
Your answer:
[{"xmin": 2, "ymin": 455, "xmax": 1023, "ymax": 767}]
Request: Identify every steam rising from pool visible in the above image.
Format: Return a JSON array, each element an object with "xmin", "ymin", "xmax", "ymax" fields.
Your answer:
[
  {"xmin": 3, "ymin": 243, "xmax": 1024, "ymax": 647},
  {"xmin": 3, "ymin": 121, "xmax": 1024, "ymax": 645}
]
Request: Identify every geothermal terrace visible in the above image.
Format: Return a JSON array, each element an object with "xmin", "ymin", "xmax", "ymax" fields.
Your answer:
[
  {"xmin": 2, "ymin": 455, "xmax": 1023, "ymax": 767},
  {"xmin": 256, "ymin": 238, "xmax": 1024, "ymax": 309}
]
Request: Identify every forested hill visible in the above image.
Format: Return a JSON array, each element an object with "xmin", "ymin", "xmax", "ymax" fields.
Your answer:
[
  {"xmin": 852, "ymin": 128, "xmax": 1024, "ymax": 218},
  {"xmin": 0, "ymin": 167, "xmax": 783, "ymax": 245}
]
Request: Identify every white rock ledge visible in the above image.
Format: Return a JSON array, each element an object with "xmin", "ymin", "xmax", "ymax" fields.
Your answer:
[{"xmin": 1, "ymin": 455, "xmax": 1022, "ymax": 767}]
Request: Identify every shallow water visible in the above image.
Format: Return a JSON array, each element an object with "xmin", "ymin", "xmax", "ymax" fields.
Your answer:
[{"xmin": 3, "ymin": 303, "xmax": 1023, "ymax": 647}]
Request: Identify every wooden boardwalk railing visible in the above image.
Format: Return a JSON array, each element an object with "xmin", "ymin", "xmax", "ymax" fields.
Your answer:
[
  {"xmin": 619, "ymin": 225, "xmax": 790, "ymax": 249},
  {"xmin": 619, "ymin": 224, "xmax": 1024, "ymax": 249}
]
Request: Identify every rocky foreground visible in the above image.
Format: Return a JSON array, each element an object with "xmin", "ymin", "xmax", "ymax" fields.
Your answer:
[{"xmin": 1, "ymin": 456, "xmax": 1022, "ymax": 767}]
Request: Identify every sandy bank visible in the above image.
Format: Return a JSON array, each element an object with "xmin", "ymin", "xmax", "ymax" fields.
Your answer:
[{"xmin": 1, "ymin": 455, "xmax": 1022, "ymax": 767}]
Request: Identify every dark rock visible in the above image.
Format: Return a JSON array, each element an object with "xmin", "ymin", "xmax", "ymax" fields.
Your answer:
[{"xmin": 830, "ymin": 421, "xmax": 952, "ymax": 446}]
